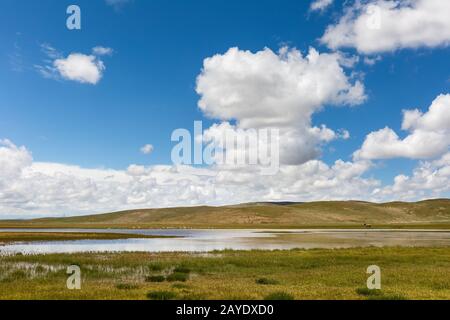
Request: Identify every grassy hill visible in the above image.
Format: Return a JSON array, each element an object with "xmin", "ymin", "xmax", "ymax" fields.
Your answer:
[{"xmin": 0, "ymin": 199, "xmax": 449, "ymax": 229}]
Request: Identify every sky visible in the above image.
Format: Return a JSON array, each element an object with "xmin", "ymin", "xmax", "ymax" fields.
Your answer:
[{"xmin": 0, "ymin": 0, "xmax": 449, "ymax": 218}]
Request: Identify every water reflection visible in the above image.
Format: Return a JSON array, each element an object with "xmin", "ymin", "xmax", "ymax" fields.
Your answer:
[{"xmin": 1, "ymin": 228, "xmax": 450, "ymax": 255}]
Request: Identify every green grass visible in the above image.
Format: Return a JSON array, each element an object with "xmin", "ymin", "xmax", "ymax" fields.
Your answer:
[
  {"xmin": 0, "ymin": 232, "xmax": 176, "ymax": 244},
  {"xmin": 356, "ymin": 287, "xmax": 382, "ymax": 296},
  {"xmin": 0, "ymin": 247, "xmax": 449, "ymax": 300},
  {"xmin": 145, "ymin": 275, "xmax": 165, "ymax": 283},
  {"xmin": 264, "ymin": 291, "xmax": 295, "ymax": 300},
  {"xmin": 174, "ymin": 266, "xmax": 191, "ymax": 274},
  {"xmin": 147, "ymin": 290, "xmax": 177, "ymax": 300},
  {"xmin": 167, "ymin": 272, "xmax": 189, "ymax": 282},
  {"xmin": 256, "ymin": 278, "xmax": 280, "ymax": 285},
  {"xmin": 356, "ymin": 288, "xmax": 408, "ymax": 300},
  {"xmin": 115, "ymin": 283, "xmax": 140, "ymax": 290},
  {"xmin": 0, "ymin": 199, "xmax": 449, "ymax": 229}
]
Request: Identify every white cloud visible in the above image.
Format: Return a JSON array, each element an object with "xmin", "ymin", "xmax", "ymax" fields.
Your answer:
[
  {"xmin": 105, "ymin": 0, "xmax": 132, "ymax": 9},
  {"xmin": 355, "ymin": 94, "xmax": 450, "ymax": 160},
  {"xmin": 310, "ymin": 0, "xmax": 334, "ymax": 12},
  {"xmin": 196, "ymin": 47, "xmax": 366, "ymax": 165},
  {"xmin": 2, "ymin": 139, "xmax": 450, "ymax": 217},
  {"xmin": 92, "ymin": 46, "xmax": 114, "ymax": 56},
  {"xmin": 40, "ymin": 43, "xmax": 61, "ymax": 59},
  {"xmin": 363, "ymin": 56, "xmax": 381, "ymax": 66},
  {"xmin": 0, "ymin": 140, "xmax": 32, "ymax": 181},
  {"xmin": 54, "ymin": 54, "xmax": 105, "ymax": 85},
  {"xmin": 36, "ymin": 46, "xmax": 111, "ymax": 85},
  {"xmin": 0, "ymin": 139, "xmax": 381, "ymax": 217},
  {"xmin": 140, "ymin": 144, "xmax": 154, "ymax": 155},
  {"xmin": 374, "ymin": 152, "xmax": 450, "ymax": 201},
  {"xmin": 321, "ymin": 0, "xmax": 450, "ymax": 54}
]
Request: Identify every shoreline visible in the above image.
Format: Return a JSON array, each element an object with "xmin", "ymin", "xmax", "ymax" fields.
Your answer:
[{"xmin": 0, "ymin": 232, "xmax": 179, "ymax": 245}]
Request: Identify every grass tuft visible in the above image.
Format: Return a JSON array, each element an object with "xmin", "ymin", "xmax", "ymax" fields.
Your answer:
[
  {"xmin": 145, "ymin": 275, "xmax": 165, "ymax": 283},
  {"xmin": 167, "ymin": 272, "xmax": 189, "ymax": 282},
  {"xmin": 356, "ymin": 288, "xmax": 382, "ymax": 296},
  {"xmin": 148, "ymin": 263, "xmax": 164, "ymax": 272},
  {"xmin": 147, "ymin": 290, "xmax": 177, "ymax": 300},
  {"xmin": 115, "ymin": 283, "xmax": 139, "ymax": 290},
  {"xmin": 264, "ymin": 291, "xmax": 294, "ymax": 300},
  {"xmin": 174, "ymin": 266, "xmax": 191, "ymax": 274},
  {"xmin": 356, "ymin": 288, "xmax": 407, "ymax": 300},
  {"xmin": 256, "ymin": 277, "xmax": 279, "ymax": 285},
  {"xmin": 368, "ymin": 293, "xmax": 408, "ymax": 300}
]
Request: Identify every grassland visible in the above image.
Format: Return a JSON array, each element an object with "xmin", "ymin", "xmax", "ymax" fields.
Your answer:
[
  {"xmin": 0, "ymin": 199, "xmax": 449, "ymax": 229},
  {"xmin": 0, "ymin": 232, "xmax": 175, "ymax": 244},
  {"xmin": 0, "ymin": 247, "xmax": 449, "ymax": 300}
]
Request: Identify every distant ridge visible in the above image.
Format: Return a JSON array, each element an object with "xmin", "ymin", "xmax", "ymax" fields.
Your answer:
[
  {"xmin": 240, "ymin": 202, "xmax": 305, "ymax": 206},
  {"xmin": 1, "ymin": 199, "xmax": 449, "ymax": 229}
]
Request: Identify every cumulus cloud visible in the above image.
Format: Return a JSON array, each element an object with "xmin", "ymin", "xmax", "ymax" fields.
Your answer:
[
  {"xmin": 310, "ymin": 0, "xmax": 334, "ymax": 12},
  {"xmin": 355, "ymin": 94, "xmax": 450, "ymax": 160},
  {"xmin": 374, "ymin": 152, "xmax": 450, "ymax": 201},
  {"xmin": 36, "ymin": 45, "xmax": 111, "ymax": 85},
  {"xmin": 140, "ymin": 144, "xmax": 154, "ymax": 155},
  {"xmin": 0, "ymin": 139, "xmax": 381, "ymax": 217},
  {"xmin": 0, "ymin": 140, "xmax": 32, "ymax": 181},
  {"xmin": 54, "ymin": 54, "xmax": 105, "ymax": 85},
  {"xmin": 196, "ymin": 47, "xmax": 366, "ymax": 165},
  {"xmin": 2, "ymin": 138, "xmax": 450, "ymax": 217},
  {"xmin": 321, "ymin": 0, "xmax": 450, "ymax": 54}
]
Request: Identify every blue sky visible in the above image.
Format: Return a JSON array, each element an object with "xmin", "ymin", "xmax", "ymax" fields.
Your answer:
[{"xmin": 1, "ymin": 0, "xmax": 449, "ymax": 217}]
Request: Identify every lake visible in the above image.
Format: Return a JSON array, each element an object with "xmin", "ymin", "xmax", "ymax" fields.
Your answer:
[{"xmin": 1, "ymin": 228, "xmax": 450, "ymax": 255}]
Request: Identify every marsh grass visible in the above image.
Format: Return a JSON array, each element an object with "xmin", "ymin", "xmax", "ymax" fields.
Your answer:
[
  {"xmin": 174, "ymin": 266, "xmax": 191, "ymax": 274},
  {"xmin": 147, "ymin": 263, "xmax": 164, "ymax": 272},
  {"xmin": 356, "ymin": 288, "xmax": 382, "ymax": 296},
  {"xmin": 264, "ymin": 291, "xmax": 294, "ymax": 300},
  {"xmin": 116, "ymin": 283, "xmax": 140, "ymax": 290},
  {"xmin": 147, "ymin": 290, "xmax": 177, "ymax": 300},
  {"xmin": 256, "ymin": 278, "xmax": 280, "ymax": 285},
  {"xmin": 368, "ymin": 293, "xmax": 408, "ymax": 300},
  {"xmin": 0, "ymin": 270, "xmax": 28, "ymax": 283},
  {"xmin": 145, "ymin": 275, "xmax": 165, "ymax": 283},
  {"xmin": 0, "ymin": 247, "xmax": 449, "ymax": 300},
  {"xmin": 172, "ymin": 283, "xmax": 190, "ymax": 289},
  {"xmin": 0, "ymin": 232, "xmax": 175, "ymax": 244},
  {"xmin": 167, "ymin": 272, "xmax": 189, "ymax": 282}
]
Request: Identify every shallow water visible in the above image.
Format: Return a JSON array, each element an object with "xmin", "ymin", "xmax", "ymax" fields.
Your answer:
[{"xmin": 1, "ymin": 228, "xmax": 450, "ymax": 255}]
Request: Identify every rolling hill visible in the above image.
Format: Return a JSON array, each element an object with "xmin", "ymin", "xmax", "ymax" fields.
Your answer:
[{"xmin": 0, "ymin": 199, "xmax": 450, "ymax": 229}]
